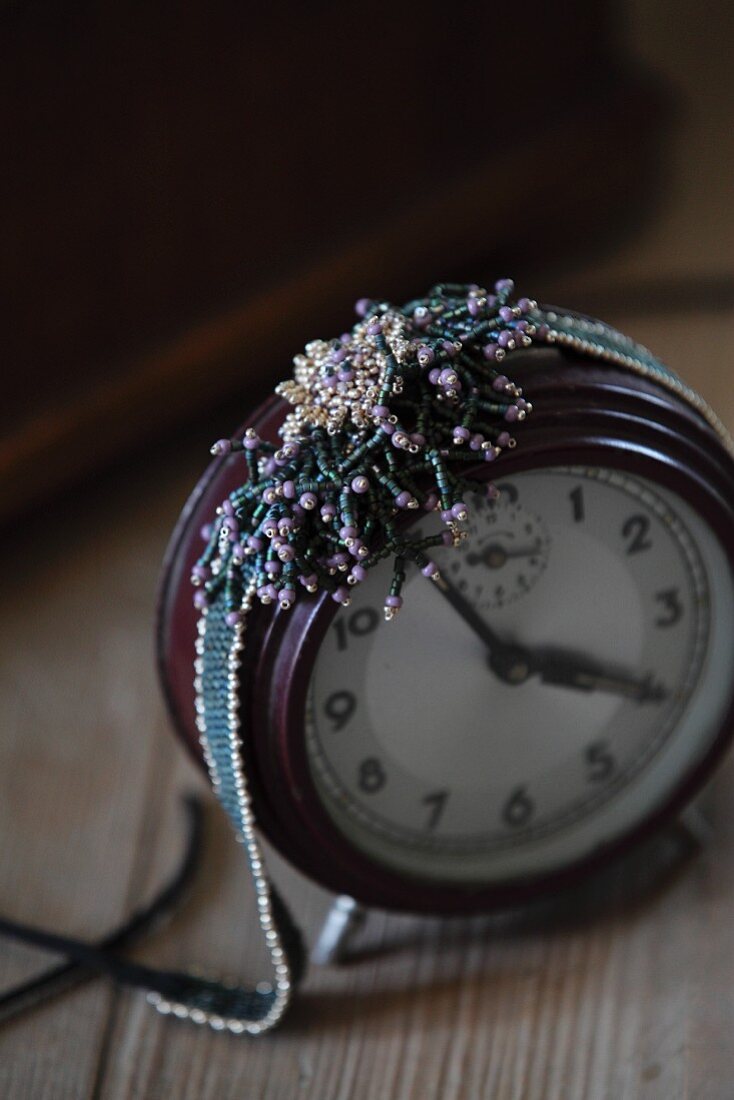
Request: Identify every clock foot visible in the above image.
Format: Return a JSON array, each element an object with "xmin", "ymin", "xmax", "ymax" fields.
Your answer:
[
  {"xmin": 311, "ymin": 895, "xmax": 367, "ymax": 966},
  {"xmin": 677, "ymin": 799, "xmax": 714, "ymax": 851}
]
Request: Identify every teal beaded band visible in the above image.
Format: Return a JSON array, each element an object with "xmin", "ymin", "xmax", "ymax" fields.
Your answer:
[{"xmin": 179, "ymin": 281, "xmax": 731, "ymax": 1037}]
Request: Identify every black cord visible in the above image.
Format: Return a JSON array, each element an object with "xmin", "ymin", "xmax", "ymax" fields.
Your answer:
[
  {"xmin": 0, "ymin": 793, "xmax": 306, "ymax": 1028},
  {"xmin": 0, "ymin": 793, "xmax": 204, "ymax": 1024}
]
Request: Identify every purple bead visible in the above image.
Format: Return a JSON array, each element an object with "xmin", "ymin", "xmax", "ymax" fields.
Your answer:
[
  {"xmin": 221, "ymin": 516, "xmax": 238, "ymax": 536},
  {"xmin": 417, "ymin": 345, "xmax": 435, "ymax": 366},
  {"xmin": 200, "ymin": 523, "xmax": 212, "ymax": 541},
  {"xmin": 396, "ymin": 491, "xmax": 412, "ymax": 509},
  {"xmin": 243, "ymin": 432, "xmax": 260, "ymax": 451},
  {"xmin": 372, "ymin": 404, "xmax": 390, "ymax": 419},
  {"xmin": 423, "ymin": 492, "xmax": 438, "ymax": 511},
  {"xmin": 497, "ymin": 330, "xmax": 515, "ymax": 349},
  {"xmin": 338, "ymin": 369, "xmax": 354, "ymax": 383},
  {"xmin": 331, "ymin": 346, "xmax": 347, "ymax": 363},
  {"xmin": 441, "ymin": 531, "xmax": 454, "ymax": 547},
  {"xmin": 333, "ymin": 551, "xmax": 350, "ymax": 567},
  {"xmin": 321, "ymin": 502, "xmax": 336, "ymax": 519},
  {"xmin": 385, "ymin": 594, "xmax": 403, "ymax": 609},
  {"xmin": 451, "ymin": 501, "xmax": 468, "ymax": 520},
  {"xmin": 428, "ymin": 367, "xmax": 441, "ymax": 385},
  {"xmin": 421, "ymin": 561, "xmax": 438, "ymax": 578},
  {"xmin": 381, "ymin": 421, "xmax": 395, "ymax": 435},
  {"xmin": 469, "ymin": 433, "xmax": 484, "ymax": 451},
  {"xmin": 264, "ymin": 458, "xmax": 277, "ymax": 477},
  {"xmin": 467, "ymin": 297, "xmax": 482, "ymax": 318},
  {"xmin": 499, "ymin": 305, "xmax": 515, "ymax": 323},
  {"xmin": 340, "ymin": 525, "xmax": 357, "ymax": 539},
  {"xmin": 504, "ymin": 404, "xmax": 520, "ymax": 422},
  {"xmin": 484, "ymin": 447, "xmax": 497, "ymax": 461},
  {"xmin": 349, "ymin": 539, "xmax": 365, "ymax": 557},
  {"xmin": 516, "ymin": 397, "xmax": 528, "ymax": 411},
  {"xmin": 537, "ymin": 323, "xmax": 550, "ymax": 339},
  {"xmin": 283, "ymin": 480, "xmax": 296, "ymax": 499},
  {"xmin": 299, "ymin": 573, "xmax": 318, "ymax": 588},
  {"xmin": 367, "ymin": 321, "xmax": 382, "ymax": 336},
  {"xmin": 264, "ymin": 560, "xmax": 281, "ymax": 575},
  {"xmin": 332, "ymin": 585, "xmax": 351, "ymax": 604},
  {"xmin": 453, "ymin": 426, "xmax": 470, "ymax": 443},
  {"xmin": 518, "ymin": 297, "xmax": 534, "ymax": 313},
  {"xmin": 351, "ymin": 475, "xmax": 369, "ymax": 494},
  {"xmin": 440, "ymin": 509, "xmax": 453, "ymax": 523},
  {"xmin": 482, "ymin": 343, "xmax": 499, "ymax": 361},
  {"xmin": 355, "ymin": 297, "xmax": 372, "ymax": 317},
  {"xmin": 351, "ymin": 564, "xmax": 367, "ymax": 582},
  {"xmin": 278, "ymin": 545, "xmax": 295, "ymax": 562},
  {"xmin": 247, "ymin": 535, "xmax": 263, "ymax": 551},
  {"xmin": 492, "ymin": 374, "xmax": 510, "ymax": 392},
  {"xmin": 279, "ymin": 588, "xmax": 296, "ymax": 607},
  {"xmin": 300, "ymin": 491, "xmax": 317, "ymax": 509},
  {"xmin": 193, "ymin": 590, "xmax": 208, "ymax": 610},
  {"xmin": 495, "ymin": 278, "xmax": 514, "ymax": 295},
  {"xmin": 210, "ymin": 438, "xmax": 233, "ymax": 456},
  {"xmin": 497, "ymin": 431, "xmax": 511, "ymax": 447},
  {"xmin": 225, "ymin": 611, "xmax": 241, "ymax": 628},
  {"xmin": 410, "ymin": 432, "xmax": 426, "ymax": 447},
  {"xmin": 222, "ymin": 499, "xmax": 235, "ymax": 516},
  {"xmin": 191, "ymin": 564, "xmax": 209, "ymax": 582},
  {"xmin": 439, "ymin": 367, "xmax": 458, "ymax": 386},
  {"xmin": 442, "ymin": 340, "xmax": 458, "ymax": 357}
]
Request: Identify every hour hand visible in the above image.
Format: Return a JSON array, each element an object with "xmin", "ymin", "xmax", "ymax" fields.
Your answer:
[{"xmin": 534, "ymin": 651, "xmax": 668, "ymax": 704}]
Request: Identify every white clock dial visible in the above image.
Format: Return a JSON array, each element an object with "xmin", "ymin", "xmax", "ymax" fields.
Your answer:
[{"xmin": 305, "ymin": 467, "xmax": 734, "ymax": 883}]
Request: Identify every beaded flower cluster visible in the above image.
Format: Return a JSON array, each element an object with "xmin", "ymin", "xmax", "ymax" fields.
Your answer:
[{"xmin": 191, "ymin": 280, "xmax": 536, "ymax": 622}]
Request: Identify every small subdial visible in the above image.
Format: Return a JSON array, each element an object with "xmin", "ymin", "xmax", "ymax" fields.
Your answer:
[{"xmin": 448, "ymin": 489, "xmax": 551, "ymax": 609}]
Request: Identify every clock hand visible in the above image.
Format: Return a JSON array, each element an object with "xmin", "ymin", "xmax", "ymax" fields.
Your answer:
[
  {"xmin": 433, "ymin": 574, "xmax": 667, "ymax": 702},
  {"xmin": 432, "ymin": 573, "xmax": 533, "ymax": 682},
  {"xmin": 533, "ymin": 653, "xmax": 668, "ymax": 703},
  {"xmin": 467, "ymin": 542, "xmax": 542, "ymax": 568}
]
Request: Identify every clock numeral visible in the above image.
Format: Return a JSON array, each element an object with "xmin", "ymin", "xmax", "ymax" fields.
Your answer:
[
  {"xmin": 569, "ymin": 485, "xmax": 585, "ymax": 522},
  {"xmin": 655, "ymin": 587, "xmax": 683, "ymax": 627},
  {"xmin": 496, "ymin": 482, "xmax": 518, "ymax": 504},
  {"xmin": 622, "ymin": 514, "xmax": 653, "ymax": 554},
  {"xmin": 422, "ymin": 789, "xmax": 449, "ymax": 831},
  {"xmin": 324, "ymin": 690, "xmax": 356, "ymax": 731},
  {"xmin": 501, "ymin": 786, "xmax": 534, "ymax": 828},
  {"xmin": 334, "ymin": 607, "xmax": 380, "ymax": 651},
  {"xmin": 358, "ymin": 757, "xmax": 386, "ymax": 794},
  {"xmin": 585, "ymin": 740, "xmax": 615, "ymax": 783}
]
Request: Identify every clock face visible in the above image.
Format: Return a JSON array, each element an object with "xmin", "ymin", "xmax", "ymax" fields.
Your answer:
[{"xmin": 305, "ymin": 466, "xmax": 734, "ymax": 884}]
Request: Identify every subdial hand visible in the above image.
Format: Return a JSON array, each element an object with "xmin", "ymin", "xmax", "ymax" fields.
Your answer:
[{"xmin": 466, "ymin": 542, "xmax": 542, "ymax": 568}]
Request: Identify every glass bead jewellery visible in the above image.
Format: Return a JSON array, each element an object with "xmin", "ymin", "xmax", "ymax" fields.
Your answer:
[{"xmin": 173, "ymin": 280, "xmax": 731, "ymax": 1035}]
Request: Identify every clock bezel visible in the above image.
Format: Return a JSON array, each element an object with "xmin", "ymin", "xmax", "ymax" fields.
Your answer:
[{"xmin": 157, "ymin": 354, "xmax": 734, "ymax": 913}]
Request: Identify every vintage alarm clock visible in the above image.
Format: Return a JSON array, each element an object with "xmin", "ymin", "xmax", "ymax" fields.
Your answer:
[{"xmin": 157, "ymin": 281, "xmax": 734, "ymax": 1034}]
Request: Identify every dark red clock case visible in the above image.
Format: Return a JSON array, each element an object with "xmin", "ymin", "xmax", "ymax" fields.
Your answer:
[{"xmin": 157, "ymin": 348, "xmax": 734, "ymax": 914}]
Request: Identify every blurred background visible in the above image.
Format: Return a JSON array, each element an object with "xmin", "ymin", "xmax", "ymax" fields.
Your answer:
[
  {"xmin": 2, "ymin": 0, "xmax": 731, "ymax": 522},
  {"xmin": 1, "ymin": 2, "xmax": 733, "ymax": 1096}
]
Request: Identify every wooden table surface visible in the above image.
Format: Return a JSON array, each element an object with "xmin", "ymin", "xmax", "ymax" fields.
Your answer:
[{"xmin": 2, "ymin": 17, "xmax": 733, "ymax": 1093}]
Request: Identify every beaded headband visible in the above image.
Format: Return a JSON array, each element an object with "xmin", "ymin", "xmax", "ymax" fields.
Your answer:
[{"xmin": 163, "ymin": 281, "xmax": 728, "ymax": 1035}]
